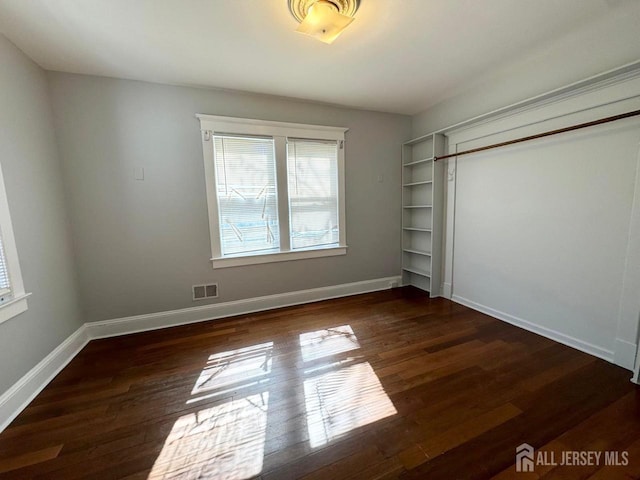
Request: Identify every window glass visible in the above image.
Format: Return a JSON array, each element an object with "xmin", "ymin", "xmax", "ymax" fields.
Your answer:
[
  {"xmin": 287, "ymin": 139, "xmax": 339, "ymax": 250},
  {"xmin": 214, "ymin": 135, "xmax": 279, "ymax": 256}
]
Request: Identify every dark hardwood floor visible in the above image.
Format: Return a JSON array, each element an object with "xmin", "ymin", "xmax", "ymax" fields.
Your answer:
[{"xmin": 1, "ymin": 287, "xmax": 639, "ymax": 479}]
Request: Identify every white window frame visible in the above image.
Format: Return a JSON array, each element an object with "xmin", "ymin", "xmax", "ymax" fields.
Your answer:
[
  {"xmin": 197, "ymin": 114, "xmax": 348, "ymax": 269},
  {"xmin": 0, "ymin": 161, "xmax": 30, "ymax": 324}
]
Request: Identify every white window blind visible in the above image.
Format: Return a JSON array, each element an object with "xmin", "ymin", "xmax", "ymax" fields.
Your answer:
[
  {"xmin": 287, "ymin": 139, "xmax": 339, "ymax": 250},
  {"xmin": 0, "ymin": 231, "xmax": 11, "ymax": 299},
  {"xmin": 213, "ymin": 135, "xmax": 280, "ymax": 256}
]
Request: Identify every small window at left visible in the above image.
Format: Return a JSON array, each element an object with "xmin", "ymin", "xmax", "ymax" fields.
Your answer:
[{"xmin": 0, "ymin": 162, "xmax": 30, "ymax": 324}]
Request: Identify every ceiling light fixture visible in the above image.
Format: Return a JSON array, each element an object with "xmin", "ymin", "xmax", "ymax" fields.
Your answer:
[{"xmin": 289, "ymin": 0, "xmax": 360, "ymax": 44}]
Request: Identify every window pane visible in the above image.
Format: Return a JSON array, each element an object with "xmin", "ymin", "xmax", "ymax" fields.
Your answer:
[
  {"xmin": 287, "ymin": 139, "xmax": 339, "ymax": 250},
  {"xmin": 214, "ymin": 135, "xmax": 279, "ymax": 256}
]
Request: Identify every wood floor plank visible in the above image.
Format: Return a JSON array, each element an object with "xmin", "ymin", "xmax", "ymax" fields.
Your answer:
[
  {"xmin": 585, "ymin": 437, "xmax": 640, "ymax": 479},
  {"xmin": 0, "ymin": 445, "xmax": 63, "ymax": 474},
  {"xmin": 420, "ymin": 403, "xmax": 522, "ymax": 459}
]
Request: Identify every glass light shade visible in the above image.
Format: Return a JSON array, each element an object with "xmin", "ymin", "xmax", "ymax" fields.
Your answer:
[{"xmin": 296, "ymin": 1, "xmax": 355, "ymax": 44}]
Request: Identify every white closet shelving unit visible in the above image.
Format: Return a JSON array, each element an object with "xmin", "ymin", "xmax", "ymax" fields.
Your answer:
[{"xmin": 401, "ymin": 133, "xmax": 445, "ymax": 296}]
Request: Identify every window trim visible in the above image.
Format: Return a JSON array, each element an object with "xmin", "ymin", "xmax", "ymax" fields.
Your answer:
[
  {"xmin": 211, "ymin": 246, "xmax": 348, "ymax": 269},
  {"xmin": 197, "ymin": 114, "xmax": 348, "ymax": 269},
  {"xmin": 0, "ymin": 160, "xmax": 29, "ymax": 324}
]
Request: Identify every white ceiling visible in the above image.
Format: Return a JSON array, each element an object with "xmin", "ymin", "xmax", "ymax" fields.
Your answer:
[{"xmin": 0, "ymin": 0, "xmax": 639, "ymax": 115}]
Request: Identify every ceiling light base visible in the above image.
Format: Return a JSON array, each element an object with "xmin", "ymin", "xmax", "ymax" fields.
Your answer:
[{"xmin": 288, "ymin": 0, "xmax": 359, "ymax": 24}]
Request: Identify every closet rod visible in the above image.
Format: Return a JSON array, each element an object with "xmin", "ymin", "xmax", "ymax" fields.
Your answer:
[{"xmin": 434, "ymin": 109, "xmax": 640, "ymax": 161}]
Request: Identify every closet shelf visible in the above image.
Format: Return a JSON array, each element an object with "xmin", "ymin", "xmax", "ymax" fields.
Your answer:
[
  {"xmin": 403, "ymin": 157, "xmax": 434, "ymax": 166},
  {"xmin": 403, "ymin": 180, "xmax": 433, "ymax": 187},
  {"xmin": 402, "ymin": 227, "xmax": 432, "ymax": 232},
  {"xmin": 402, "ymin": 266, "xmax": 431, "ymax": 278},
  {"xmin": 403, "ymin": 249, "xmax": 431, "ymax": 256}
]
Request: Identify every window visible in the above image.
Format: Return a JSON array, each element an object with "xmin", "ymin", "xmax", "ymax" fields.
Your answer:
[
  {"xmin": 197, "ymin": 115, "xmax": 347, "ymax": 268},
  {"xmin": 0, "ymin": 162, "xmax": 29, "ymax": 324}
]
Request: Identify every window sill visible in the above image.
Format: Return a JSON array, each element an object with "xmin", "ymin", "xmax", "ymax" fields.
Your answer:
[
  {"xmin": 211, "ymin": 245, "xmax": 348, "ymax": 269},
  {"xmin": 0, "ymin": 292, "xmax": 31, "ymax": 325}
]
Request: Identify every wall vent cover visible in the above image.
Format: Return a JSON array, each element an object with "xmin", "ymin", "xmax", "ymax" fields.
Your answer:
[{"xmin": 193, "ymin": 283, "xmax": 218, "ymax": 301}]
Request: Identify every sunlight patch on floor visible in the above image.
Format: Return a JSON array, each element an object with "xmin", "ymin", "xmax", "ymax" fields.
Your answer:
[
  {"xmin": 304, "ymin": 361, "xmax": 397, "ymax": 448},
  {"xmin": 149, "ymin": 327, "xmax": 397, "ymax": 477},
  {"xmin": 148, "ymin": 393, "xmax": 269, "ymax": 480},
  {"xmin": 191, "ymin": 342, "xmax": 273, "ymax": 396},
  {"xmin": 299, "ymin": 325, "xmax": 360, "ymax": 362}
]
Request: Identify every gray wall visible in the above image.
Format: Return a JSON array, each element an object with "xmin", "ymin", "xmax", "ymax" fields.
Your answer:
[
  {"xmin": 0, "ymin": 37, "xmax": 83, "ymax": 392},
  {"xmin": 48, "ymin": 73, "xmax": 411, "ymax": 322},
  {"xmin": 412, "ymin": 59, "xmax": 640, "ymax": 138}
]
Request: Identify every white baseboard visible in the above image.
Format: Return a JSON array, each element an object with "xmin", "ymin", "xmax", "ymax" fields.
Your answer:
[
  {"xmin": 0, "ymin": 325, "xmax": 90, "ymax": 432},
  {"xmin": 442, "ymin": 283, "xmax": 453, "ymax": 299},
  {"xmin": 451, "ymin": 294, "xmax": 615, "ymax": 364},
  {"xmin": 86, "ymin": 276, "xmax": 401, "ymax": 339},
  {"xmin": 614, "ymin": 338, "xmax": 637, "ymax": 371}
]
